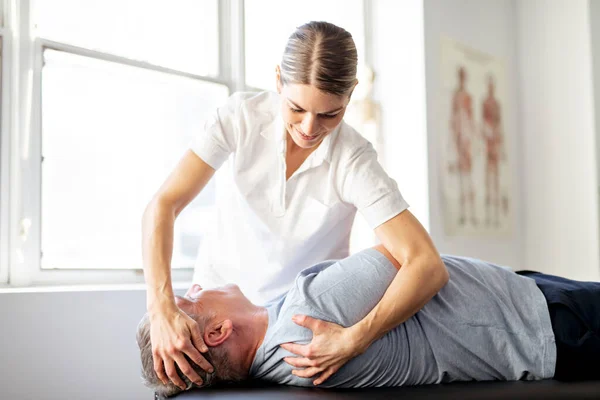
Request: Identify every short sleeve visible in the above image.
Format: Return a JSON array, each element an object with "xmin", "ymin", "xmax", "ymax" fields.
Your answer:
[
  {"xmin": 342, "ymin": 143, "xmax": 409, "ymax": 229},
  {"xmin": 295, "ymin": 249, "xmax": 397, "ymax": 326},
  {"xmin": 189, "ymin": 93, "xmax": 244, "ymax": 170}
]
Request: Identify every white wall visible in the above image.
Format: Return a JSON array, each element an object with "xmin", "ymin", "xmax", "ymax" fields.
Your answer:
[
  {"xmin": 0, "ymin": 289, "xmax": 156, "ymax": 400},
  {"xmin": 591, "ymin": 0, "xmax": 600, "ymax": 212},
  {"xmin": 422, "ymin": 0, "xmax": 524, "ymax": 267},
  {"xmin": 371, "ymin": 0, "xmax": 430, "ymax": 231},
  {"xmin": 516, "ymin": 0, "xmax": 600, "ymax": 280}
]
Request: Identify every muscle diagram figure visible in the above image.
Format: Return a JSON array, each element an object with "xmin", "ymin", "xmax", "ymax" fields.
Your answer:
[
  {"xmin": 481, "ymin": 76, "xmax": 506, "ymax": 227},
  {"xmin": 450, "ymin": 66, "xmax": 477, "ymax": 226}
]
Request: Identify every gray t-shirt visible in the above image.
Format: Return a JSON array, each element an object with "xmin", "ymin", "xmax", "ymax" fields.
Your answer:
[{"xmin": 249, "ymin": 248, "xmax": 556, "ymax": 387}]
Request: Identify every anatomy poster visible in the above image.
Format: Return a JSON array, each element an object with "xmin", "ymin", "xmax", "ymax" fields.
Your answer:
[{"xmin": 439, "ymin": 37, "xmax": 513, "ymax": 237}]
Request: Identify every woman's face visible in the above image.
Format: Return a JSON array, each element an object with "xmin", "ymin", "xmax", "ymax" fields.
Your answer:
[{"xmin": 278, "ymin": 83, "xmax": 349, "ymax": 149}]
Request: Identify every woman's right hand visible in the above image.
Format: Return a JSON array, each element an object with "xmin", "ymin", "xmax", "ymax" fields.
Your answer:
[{"xmin": 149, "ymin": 305, "xmax": 214, "ymax": 390}]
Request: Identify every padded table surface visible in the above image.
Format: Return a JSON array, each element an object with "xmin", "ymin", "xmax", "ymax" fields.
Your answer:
[{"xmin": 174, "ymin": 379, "xmax": 600, "ymax": 399}]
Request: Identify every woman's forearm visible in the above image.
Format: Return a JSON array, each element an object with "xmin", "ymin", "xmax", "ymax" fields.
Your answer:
[
  {"xmin": 141, "ymin": 153, "xmax": 216, "ymax": 316},
  {"xmin": 142, "ymin": 199, "xmax": 178, "ymax": 314},
  {"xmin": 354, "ymin": 255, "xmax": 448, "ymax": 346}
]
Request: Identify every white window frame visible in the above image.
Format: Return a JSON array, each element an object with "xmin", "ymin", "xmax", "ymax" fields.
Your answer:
[
  {"xmin": 0, "ymin": 0, "xmax": 9, "ymax": 285},
  {"xmin": 1, "ymin": 0, "xmax": 247, "ymax": 286},
  {"xmin": 1, "ymin": 0, "xmax": 369, "ymax": 287}
]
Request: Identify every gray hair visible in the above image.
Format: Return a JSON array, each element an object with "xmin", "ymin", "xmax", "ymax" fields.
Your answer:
[
  {"xmin": 280, "ymin": 21, "xmax": 358, "ymax": 96},
  {"xmin": 136, "ymin": 312, "xmax": 246, "ymax": 398}
]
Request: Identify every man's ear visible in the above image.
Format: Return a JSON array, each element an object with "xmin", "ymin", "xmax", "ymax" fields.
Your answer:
[
  {"xmin": 204, "ymin": 319, "xmax": 234, "ymax": 347},
  {"xmin": 275, "ymin": 65, "xmax": 283, "ymax": 94}
]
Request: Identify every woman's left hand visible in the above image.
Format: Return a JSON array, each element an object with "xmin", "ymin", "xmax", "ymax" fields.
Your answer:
[{"xmin": 280, "ymin": 315, "xmax": 368, "ymax": 385}]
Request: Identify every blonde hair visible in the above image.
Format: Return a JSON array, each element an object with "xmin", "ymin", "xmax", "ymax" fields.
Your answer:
[{"xmin": 280, "ymin": 21, "xmax": 358, "ymax": 96}]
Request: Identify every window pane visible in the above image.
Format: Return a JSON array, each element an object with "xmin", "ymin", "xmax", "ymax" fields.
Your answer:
[
  {"xmin": 34, "ymin": 0, "xmax": 218, "ymax": 76},
  {"xmin": 244, "ymin": 0, "xmax": 365, "ymax": 90},
  {"xmin": 41, "ymin": 49, "xmax": 228, "ymax": 269}
]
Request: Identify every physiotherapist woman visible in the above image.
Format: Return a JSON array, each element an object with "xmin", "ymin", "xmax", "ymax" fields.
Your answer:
[{"xmin": 142, "ymin": 21, "xmax": 448, "ymax": 390}]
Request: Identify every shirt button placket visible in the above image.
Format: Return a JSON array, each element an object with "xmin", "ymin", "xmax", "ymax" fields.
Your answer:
[{"xmin": 273, "ymin": 139, "xmax": 287, "ymax": 217}]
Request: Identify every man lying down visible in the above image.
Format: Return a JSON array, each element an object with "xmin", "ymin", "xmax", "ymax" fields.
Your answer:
[{"xmin": 137, "ymin": 246, "xmax": 600, "ymax": 397}]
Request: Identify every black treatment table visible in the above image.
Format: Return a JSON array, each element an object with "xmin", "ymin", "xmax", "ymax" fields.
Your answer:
[{"xmin": 171, "ymin": 379, "xmax": 600, "ymax": 399}]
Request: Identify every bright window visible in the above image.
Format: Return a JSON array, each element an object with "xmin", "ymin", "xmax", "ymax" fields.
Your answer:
[
  {"xmin": 34, "ymin": 0, "xmax": 219, "ymax": 76},
  {"xmin": 40, "ymin": 50, "xmax": 227, "ymax": 270},
  {"xmin": 1, "ymin": 0, "xmax": 229, "ymax": 284}
]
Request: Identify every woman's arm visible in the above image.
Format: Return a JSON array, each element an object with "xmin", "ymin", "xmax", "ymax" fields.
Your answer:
[
  {"xmin": 354, "ymin": 209, "xmax": 448, "ymax": 346},
  {"xmin": 281, "ymin": 136, "xmax": 447, "ymax": 384},
  {"xmin": 142, "ymin": 150, "xmax": 216, "ymax": 389},
  {"xmin": 143, "ymin": 150, "xmax": 215, "ymax": 315},
  {"xmin": 281, "ymin": 210, "xmax": 447, "ymax": 385}
]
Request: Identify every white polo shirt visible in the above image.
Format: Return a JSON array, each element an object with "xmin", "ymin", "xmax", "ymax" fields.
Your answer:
[{"xmin": 190, "ymin": 91, "xmax": 408, "ymax": 304}]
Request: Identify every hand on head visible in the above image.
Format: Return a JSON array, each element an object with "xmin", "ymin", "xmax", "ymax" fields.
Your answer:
[
  {"xmin": 137, "ymin": 310, "xmax": 215, "ymax": 398},
  {"xmin": 137, "ymin": 284, "xmax": 258, "ymax": 397}
]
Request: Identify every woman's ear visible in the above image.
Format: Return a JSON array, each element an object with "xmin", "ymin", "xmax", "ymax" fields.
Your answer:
[
  {"xmin": 275, "ymin": 65, "xmax": 283, "ymax": 94},
  {"xmin": 204, "ymin": 319, "xmax": 234, "ymax": 347},
  {"xmin": 347, "ymin": 79, "xmax": 359, "ymax": 102}
]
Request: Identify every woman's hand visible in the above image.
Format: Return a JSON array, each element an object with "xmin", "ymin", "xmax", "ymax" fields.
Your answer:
[
  {"xmin": 280, "ymin": 315, "xmax": 369, "ymax": 385},
  {"xmin": 150, "ymin": 305, "xmax": 214, "ymax": 390}
]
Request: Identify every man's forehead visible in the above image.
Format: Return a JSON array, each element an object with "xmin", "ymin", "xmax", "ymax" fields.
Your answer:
[{"xmin": 175, "ymin": 294, "xmax": 206, "ymax": 309}]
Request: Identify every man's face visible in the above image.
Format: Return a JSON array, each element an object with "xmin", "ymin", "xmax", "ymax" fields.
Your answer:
[{"xmin": 175, "ymin": 283, "xmax": 245, "ymax": 315}]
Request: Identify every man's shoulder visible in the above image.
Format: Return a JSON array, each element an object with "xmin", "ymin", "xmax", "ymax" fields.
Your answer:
[
  {"xmin": 250, "ymin": 300, "xmax": 320, "ymax": 385},
  {"xmin": 295, "ymin": 258, "xmax": 341, "ymax": 279},
  {"xmin": 278, "ymin": 259, "xmax": 339, "ymax": 307}
]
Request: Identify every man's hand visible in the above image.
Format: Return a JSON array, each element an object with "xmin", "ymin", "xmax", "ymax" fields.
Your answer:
[
  {"xmin": 280, "ymin": 315, "xmax": 368, "ymax": 386},
  {"xmin": 150, "ymin": 306, "xmax": 214, "ymax": 390}
]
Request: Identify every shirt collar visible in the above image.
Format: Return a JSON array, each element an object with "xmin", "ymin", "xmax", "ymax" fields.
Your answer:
[
  {"xmin": 310, "ymin": 124, "xmax": 339, "ymax": 164},
  {"xmin": 258, "ymin": 93, "xmax": 286, "ymax": 146}
]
